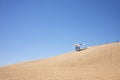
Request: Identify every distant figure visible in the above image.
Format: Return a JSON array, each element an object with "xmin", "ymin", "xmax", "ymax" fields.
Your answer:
[
  {"xmin": 116, "ymin": 41, "xmax": 119, "ymax": 43},
  {"xmin": 74, "ymin": 44, "xmax": 81, "ymax": 51},
  {"xmin": 105, "ymin": 42, "xmax": 108, "ymax": 44}
]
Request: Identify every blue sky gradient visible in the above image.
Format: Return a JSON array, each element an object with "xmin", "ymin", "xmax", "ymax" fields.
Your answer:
[{"xmin": 0, "ymin": 0, "xmax": 120, "ymax": 66}]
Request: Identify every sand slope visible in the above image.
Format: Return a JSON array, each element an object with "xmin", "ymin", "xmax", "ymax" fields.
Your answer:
[{"xmin": 0, "ymin": 42, "xmax": 120, "ymax": 80}]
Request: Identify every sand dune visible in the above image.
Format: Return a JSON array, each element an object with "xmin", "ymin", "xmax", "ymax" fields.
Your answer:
[{"xmin": 0, "ymin": 42, "xmax": 120, "ymax": 80}]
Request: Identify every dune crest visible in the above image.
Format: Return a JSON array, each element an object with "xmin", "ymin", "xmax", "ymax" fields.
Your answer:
[{"xmin": 0, "ymin": 43, "xmax": 120, "ymax": 80}]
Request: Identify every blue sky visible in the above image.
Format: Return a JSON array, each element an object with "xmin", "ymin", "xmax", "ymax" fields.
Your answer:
[{"xmin": 0, "ymin": 0, "xmax": 120, "ymax": 66}]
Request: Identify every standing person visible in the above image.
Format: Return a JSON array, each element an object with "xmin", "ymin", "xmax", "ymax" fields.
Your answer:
[{"xmin": 116, "ymin": 41, "xmax": 119, "ymax": 43}]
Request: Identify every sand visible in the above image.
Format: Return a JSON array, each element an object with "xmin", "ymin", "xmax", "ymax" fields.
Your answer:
[{"xmin": 0, "ymin": 42, "xmax": 120, "ymax": 80}]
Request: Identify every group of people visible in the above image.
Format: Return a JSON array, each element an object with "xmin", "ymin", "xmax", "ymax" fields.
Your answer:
[
  {"xmin": 74, "ymin": 44, "xmax": 81, "ymax": 51},
  {"xmin": 74, "ymin": 41, "xmax": 119, "ymax": 51}
]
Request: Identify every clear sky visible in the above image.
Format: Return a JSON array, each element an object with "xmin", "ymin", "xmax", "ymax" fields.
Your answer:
[{"xmin": 0, "ymin": 0, "xmax": 120, "ymax": 66}]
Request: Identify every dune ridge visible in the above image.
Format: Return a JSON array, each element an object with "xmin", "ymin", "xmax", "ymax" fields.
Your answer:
[{"xmin": 0, "ymin": 42, "xmax": 120, "ymax": 80}]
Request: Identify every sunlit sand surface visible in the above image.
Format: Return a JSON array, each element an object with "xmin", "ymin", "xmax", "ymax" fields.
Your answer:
[{"xmin": 0, "ymin": 42, "xmax": 120, "ymax": 80}]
